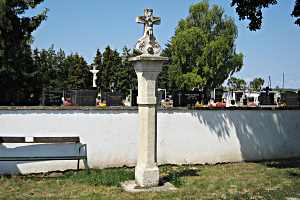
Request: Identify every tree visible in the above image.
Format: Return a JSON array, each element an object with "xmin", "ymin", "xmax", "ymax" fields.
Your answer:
[
  {"xmin": 231, "ymin": 0, "xmax": 300, "ymax": 30},
  {"xmin": 227, "ymin": 77, "xmax": 246, "ymax": 90},
  {"xmin": 0, "ymin": 0, "xmax": 48, "ymax": 105},
  {"xmin": 100, "ymin": 46, "xmax": 115, "ymax": 92},
  {"xmin": 99, "ymin": 46, "xmax": 126, "ymax": 94},
  {"xmin": 250, "ymin": 77, "xmax": 264, "ymax": 91},
  {"xmin": 93, "ymin": 49, "xmax": 104, "ymax": 91},
  {"xmin": 109, "ymin": 49, "xmax": 124, "ymax": 93},
  {"xmin": 64, "ymin": 53, "xmax": 91, "ymax": 89},
  {"xmin": 158, "ymin": 43, "xmax": 171, "ymax": 91},
  {"xmin": 165, "ymin": 1, "xmax": 243, "ymax": 94},
  {"xmin": 33, "ymin": 46, "xmax": 67, "ymax": 90},
  {"xmin": 92, "ymin": 46, "xmax": 137, "ymax": 97},
  {"xmin": 119, "ymin": 46, "xmax": 137, "ymax": 96},
  {"xmin": 34, "ymin": 46, "xmax": 93, "ymax": 91},
  {"xmin": 292, "ymin": 0, "xmax": 300, "ymax": 26}
]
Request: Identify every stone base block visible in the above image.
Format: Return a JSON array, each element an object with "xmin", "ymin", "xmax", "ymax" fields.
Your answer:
[
  {"xmin": 135, "ymin": 166, "xmax": 159, "ymax": 187},
  {"xmin": 121, "ymin": 181, "xmax": 177, "ymax": 193}
]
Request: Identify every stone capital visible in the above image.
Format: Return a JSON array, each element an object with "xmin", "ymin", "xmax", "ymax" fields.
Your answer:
[
  {"xmin": 129, "ymin": 55, "xmax": 168, "ymax": 73},
  {"xmin": 129, "ymin": 55, "xmax": 168, "ymax": 61}
]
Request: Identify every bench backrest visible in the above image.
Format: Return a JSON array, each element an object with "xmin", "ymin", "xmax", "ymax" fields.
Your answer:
[{"xmin": 0, "ymin": 137, "xmax": 80, "ymax": 143}]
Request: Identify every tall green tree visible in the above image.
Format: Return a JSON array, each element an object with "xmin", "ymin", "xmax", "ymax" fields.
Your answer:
[
  {"xmin": 100, "ymin": 46, "xmax": 133, "ymax": 95},
  {"xmin": 109, "ymin": 49, "xmax": 123, "ymax": 93},
  {"xmin": 93, "ymin": 46, "xmax": 137, "ymax": 96},
  {"xmin": 33, "ymin": 46, "xmax": 67, "ymax": 90},
  {"xmin": 112, "ymin": 46, "xmax": 136, "ymax": 97},
  {"xmin": 158, "ymin": 43, "xmax": 171, "ymax": 91},
  {"xmin": 101, "ymin": 46, "xmax": 115, "ymax": 93},
  {"xmin": 166, "ymin": 1, "xmax": 243, "ymax": 94},
  {"xmin": 231, "ymin": 0, "xmax": 300, "ymax": 30},
  {"xmin": 0, "ymin": 0, "xmax": 47, "ymax": 105},
  {"xmin": 121, "ymin": 46, "xmax": 137, "ymax": 94},
  {"xmin": 64, "ymin": 53, "xmax": 91, "ymax": 89},
  {"xmin": 250, "ymin": 77, "xmax": 265, "ymax": 91},
  {"xmin": 34, "ymin": 46, "xmax": 93, "ymax": 91},
  {"xmin": 93, "ymin": 49, "xmax": 104, "ymax": 91},
  {"xmin": 227, "ymin": 77, "xmax": 246, "ymax": 90}
]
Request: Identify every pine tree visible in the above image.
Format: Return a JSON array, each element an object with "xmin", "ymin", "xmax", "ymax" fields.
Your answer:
[
  {"xmin": 65, "ymin": 53, "xmax": 91, "ymax": 90},
  {"xmin": 115, "ymin": 46, "xmax": 136, "ymax": 97},
  {"xmin": 0, "ymin": 0, "xmax": 48, "ymax": 105},
  {"xmin": 93, "ymin": 49, "xmax": 104, "ymax": 91}
]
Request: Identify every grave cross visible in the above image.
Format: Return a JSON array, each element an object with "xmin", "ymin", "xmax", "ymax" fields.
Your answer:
[
  {"xmin": 136, "ymin": 8, "xmax": 161, "ymax": 38},
  {"xmin": 90, "ymin": 65, "xmax": 99, "ymax": 88},
  {"xmin": 135, "ymin": 9, "xmax": 161, "ymax": 55}
]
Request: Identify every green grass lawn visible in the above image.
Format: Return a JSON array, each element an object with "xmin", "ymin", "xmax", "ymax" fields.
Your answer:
[{"xmin": 1, "ymin": 160, "xmax": 300, "ymax": 200}]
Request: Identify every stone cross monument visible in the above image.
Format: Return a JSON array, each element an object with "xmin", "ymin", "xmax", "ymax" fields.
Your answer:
[
  {"xmin": 90, "ymin": 65, "xmax": 99, "ymax": 88},
  {"xmin": 123, "ymin": 8, "xmax": 169, "ymax": 191},
  {"xmin": 135, "ymin": 8, "xmax": 161, "ymax": 56}
]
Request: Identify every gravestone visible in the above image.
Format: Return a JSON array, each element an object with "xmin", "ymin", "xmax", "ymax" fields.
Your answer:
[
  {"xmin": 106, "ymin": 92, "xmax": 123, "ymax": 106},
  {"xmin": 281, "ymin": 91, "xmax": 299, "ymax": 107}
]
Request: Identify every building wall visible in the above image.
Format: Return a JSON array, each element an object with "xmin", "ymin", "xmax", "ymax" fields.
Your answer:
[{"xmin": 0, "ymin": 109, "xmax": 299, "ymax": 174}]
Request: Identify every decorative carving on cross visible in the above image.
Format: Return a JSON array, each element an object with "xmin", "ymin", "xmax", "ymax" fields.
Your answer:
[{"xmin": 135, "ymin": 8, "xmax": 161, "ymax": 56}]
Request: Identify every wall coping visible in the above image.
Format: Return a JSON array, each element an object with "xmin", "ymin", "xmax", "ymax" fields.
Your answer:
[{"xmin": 0, "ymin": 106, "xmax": 299, "ymax": 112}]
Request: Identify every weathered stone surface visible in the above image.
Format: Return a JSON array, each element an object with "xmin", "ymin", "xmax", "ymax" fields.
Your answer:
[
  {"xmin": 131, "ymin": 57, "xmax": 165, "ymax": 187},
  {"xmin": 135, "ymin": 165, "xmax": 159, "ymax": 187},
  {"xmin": 130, "ymin": 16, "xmax": 169, "ymax": 186},
  {"xmin": 121, "ymin": 181, "xmax": 177, "ymax": 192},
  {"xmin": 135, "ymin": 9, "xmax": 162, "ymax": 56}
]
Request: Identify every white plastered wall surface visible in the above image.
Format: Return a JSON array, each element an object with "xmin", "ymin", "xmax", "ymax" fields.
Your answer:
[{"xmin": 0, "ymin": 109, "xmax": 299, "ymax": 174}]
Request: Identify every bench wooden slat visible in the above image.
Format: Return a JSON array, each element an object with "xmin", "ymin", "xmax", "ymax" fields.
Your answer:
[
  {"xmin": 0, "ymin": 137, "xmax": 25, "ymax": 143},
  {"xmin": 0, "ymin": 156, "xmax": 86, "ymax": 161},
  {"xmin": 0, "ymin": 137, "xmax": 80, "ymax": 143},
  {"xmin": 33, "ymin": 137, "xmax": 80, "ymax": 143}
]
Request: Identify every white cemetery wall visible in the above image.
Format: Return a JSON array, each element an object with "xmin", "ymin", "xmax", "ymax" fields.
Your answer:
[{"xmin": 0, "ymin": 109, "xmax": 299, "ymax": 174}]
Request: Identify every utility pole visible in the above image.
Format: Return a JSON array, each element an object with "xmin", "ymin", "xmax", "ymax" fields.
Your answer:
[{"xmin": 282, "ymin": 72, "xmax": 285, "ymax": 89}]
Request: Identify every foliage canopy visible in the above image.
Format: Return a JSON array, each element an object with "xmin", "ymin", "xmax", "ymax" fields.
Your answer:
[
  {"xmin": 227, "ymin": 77, "xmax": 246, "ymax": 90},
  {"xmin": 231, "ymin": 0, "xmax": 300, "ymax": 30},
  {"xmin": 0, "ymin": 0, "xmax": 48, "ymax": 104},
  {"xmin": 164, "ymin": 1, "xmax": 243, "ymax": 93},
  {"xmin": 250, "ymin": 77, "xmax": 265, "ymax": 91}
]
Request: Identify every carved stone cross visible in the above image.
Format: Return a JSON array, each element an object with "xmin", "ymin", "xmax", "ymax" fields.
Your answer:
[
  {"xmin": 135, "ymin": 9, "xmax": 161, "ymax": 56},
  {"xmin": 90, "ymin": 65, "xmax": 99, "ymax": 88}
]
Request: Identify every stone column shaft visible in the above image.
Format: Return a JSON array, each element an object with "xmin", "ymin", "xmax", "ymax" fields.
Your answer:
[{"xmin": 129, "ymin": 55, "xmax": 168, "ymax": 187}]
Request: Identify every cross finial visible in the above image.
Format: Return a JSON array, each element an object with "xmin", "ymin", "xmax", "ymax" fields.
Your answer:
[{"xmin": 135, "ymin": 8, "xmax": 161, "ymax": 56}]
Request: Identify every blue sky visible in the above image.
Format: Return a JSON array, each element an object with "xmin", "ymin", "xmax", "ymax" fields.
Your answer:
[{"xmin": 28, "ymin": 0, "xmax": 300, "ymax": 89}]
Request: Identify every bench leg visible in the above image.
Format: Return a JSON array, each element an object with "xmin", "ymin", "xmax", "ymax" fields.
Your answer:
[
  {"xmin": 77, "ymin": 159, "xmax": 80, "ymax": 170},
  {"xmin": 77, "ymin": 159, "xmax": 89, "ymax": 171},
  {"xmin": 83, "ymin": 158, "xmax": 90, "ymax": 173},
  {"xmin": 78, "ymin": 144, "xmax": 89, "ymax": 172}
]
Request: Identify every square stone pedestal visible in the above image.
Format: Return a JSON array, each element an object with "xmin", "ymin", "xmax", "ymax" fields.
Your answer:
[
  {"xmin": 135, "ymin": 166, "xmax": 159, "ymax": 187},
  {"xmin": 121, "ymin": 181, "xmax": 177, "ymax": 193}
]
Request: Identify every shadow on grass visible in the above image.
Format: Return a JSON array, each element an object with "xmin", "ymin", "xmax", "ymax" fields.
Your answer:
[
  {"xmin": 160, "ymin": 168, "xmax": 199, "ymax": 187},
  {"xmin": 21, "ymin": 168, "xmax": 134, "ymax": 187},
  {"xmin": 263, "ymin": 159, "xmax": 300, "ymax": 169},
  {"xmin": 288, "ymin": 171, "xmax": 300, "ymax": 178}
]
